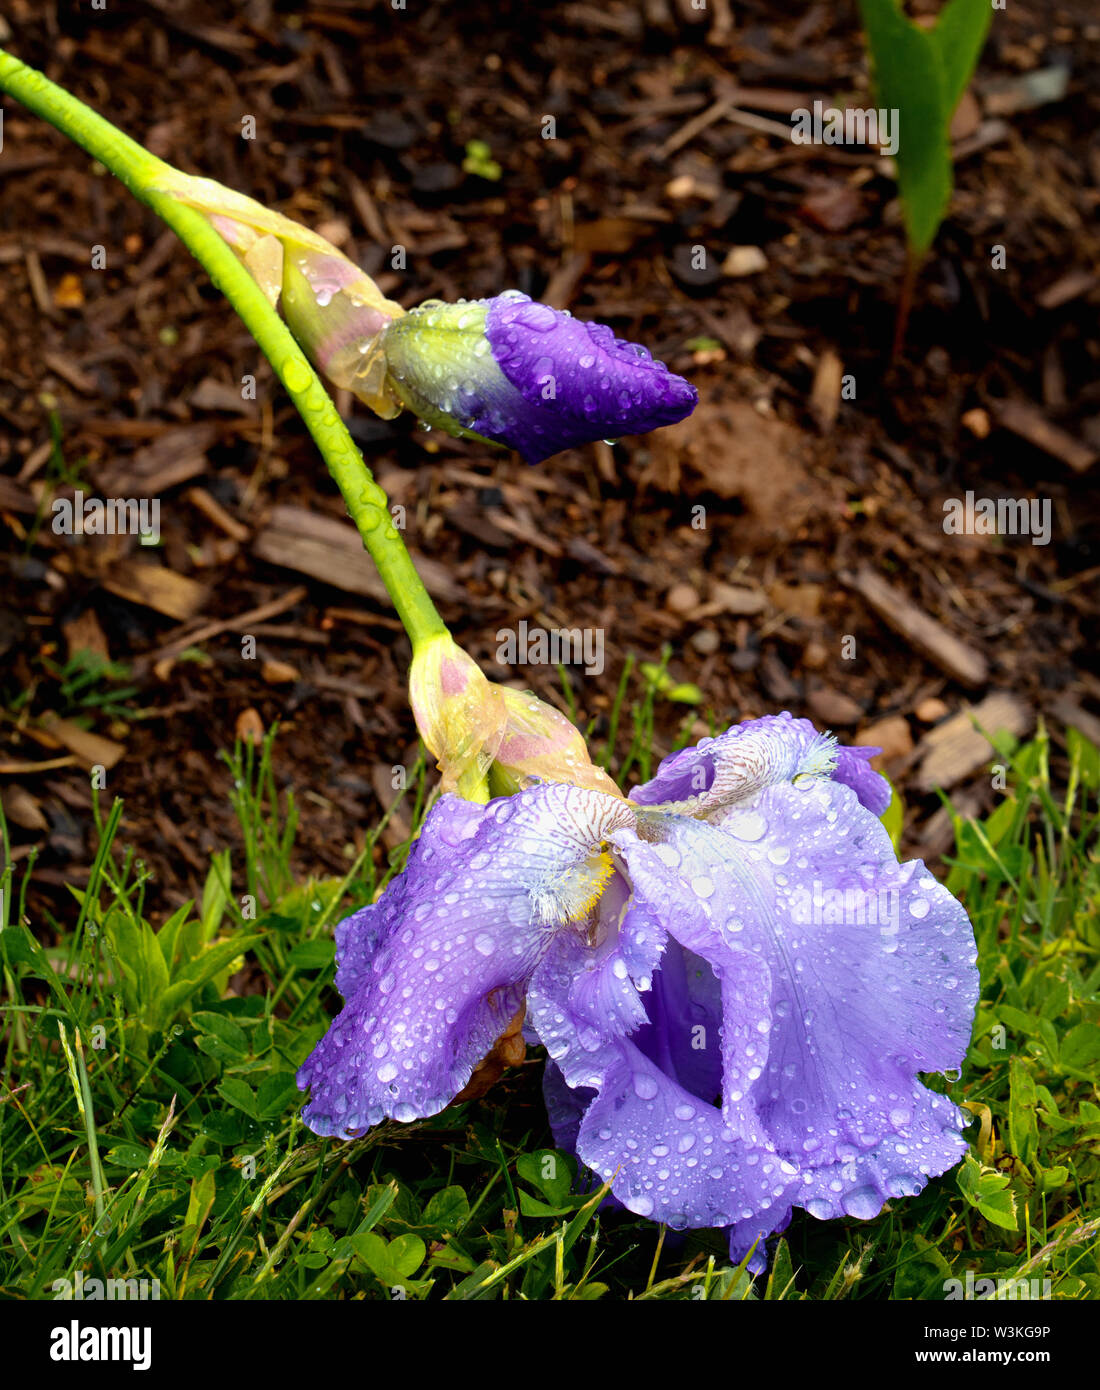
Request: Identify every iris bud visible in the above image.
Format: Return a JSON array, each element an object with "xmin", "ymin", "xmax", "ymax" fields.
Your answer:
[{"xmin": 381, "ymin": 291, "xmax": 697, "ymax": 463}]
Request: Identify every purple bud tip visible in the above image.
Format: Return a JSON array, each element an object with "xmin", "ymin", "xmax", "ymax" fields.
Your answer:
[{"xmin": 483, "ymin": 293, "xmax": 697, "ymax": 462}]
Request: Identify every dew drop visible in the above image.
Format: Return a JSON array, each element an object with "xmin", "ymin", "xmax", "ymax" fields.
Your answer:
[
  {"xmin": 841, "ymin": 1187, "xmax": 882, "ymax": 1221},
  {"xmin": 724, "ymin": 809, "xmax": 767, "ymax": 842},
  {"xmin": 633, "ymin": 1072, "xmax": 660, "ymax": 1100},
  {"xmin": 282, "ymin": 359, "xmax": 312, "ymax": 393}
]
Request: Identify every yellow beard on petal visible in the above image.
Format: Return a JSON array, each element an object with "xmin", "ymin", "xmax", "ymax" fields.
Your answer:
[{"xmin": 530, "ymin": 849, "xmax": 616, "ymax": 929}]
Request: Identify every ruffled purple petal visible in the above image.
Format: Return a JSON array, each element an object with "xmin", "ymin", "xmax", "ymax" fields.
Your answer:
[
  {"xmin": 574, "ymin": 1047, "xmax": 797, "ymax": 1231},
  {"xmin": 833, "ymin": 742, "xmax": 892, "ymax": 816},
  {"xmin": 297, "ymin": 782, "xmax": 631, "ymax": 1135},
  {"xmin": 790, "ymin": 1080, "xmax": 970, "ymax": 1223},
  {"xmin": 618, "ymin": 773, "xmax": 977, "ymax": 1260},
  {"xmin": 526, "ymin": 828, "xmax": 800, "ymax": 1234}
]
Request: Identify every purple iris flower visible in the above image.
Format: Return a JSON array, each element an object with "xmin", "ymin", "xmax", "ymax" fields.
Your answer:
[
  {"xmin": 297, "ymin": 713, "xmax": 978, "ymax": 1268},
  {"xmin": 379, "ymin": 291, "xmax": 697, "ymax": 463}
]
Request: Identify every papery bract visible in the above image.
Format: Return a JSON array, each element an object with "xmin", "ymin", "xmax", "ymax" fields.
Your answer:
[
  {"xmin": 408, "ymin": 635, "xmax": 507, "ymax": 799},
  {"xmin": 154, "ymin": 167, "xmax": 406, "ymax": 418},
  {"xmin": 409, "ymin": 633, "xmax": 620, "ymax": 798}
]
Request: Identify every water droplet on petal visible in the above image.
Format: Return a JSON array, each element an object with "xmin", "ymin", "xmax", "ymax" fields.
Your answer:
[
  {"xmin": 841, "ymin": 1187, "xmax": 882, "ymax": 1220},
  {"xmin": 724, "ymin": 809, "xmax": 767, "ymax": 842}
]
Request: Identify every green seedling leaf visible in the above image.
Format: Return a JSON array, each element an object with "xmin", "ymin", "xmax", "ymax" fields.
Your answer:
[
  {"xmin": 156, "ymin": 933, "xmax": 261, "ymax": 1023},
  {"xmin": 155, "ymin": 903, "xmax": 194, "ymax": 971},
  {"xmin": 995, "ymin": 1004, "xmax": 1037, "ymax": 1037},
  {"xmin": 462, "ymin": 139, "xmax": 502, "ymax": 181},
  {"xmin": 180, "ymin": 1153, "xmax": 221, "ymax": 1180},
  {"xmin": 191, "ymin": 1010, "xmax": 249, "ymax": 1058},
  {"xmin": 268, "ymin": 880, "xmax": 344, "ymax": 932},
  {"xmin": 891, "ymin": 1233, "xmax": 951, "ymax": 1301},
  {"xmin": 1008, "ymin": 1057, "xmax": 1040, "ymax": 1167},
  {"xmin": 0, "ymin": 921, "xmax": 54, "ymax": 976},
  {"xmin": 104, "ymin": 1144, "xmax": 157, "ymax": 1170},
  {"xmin": 17, "ymin": 1164, "xmax": 86, "ymax": 1216},
  {"xmin": 1036, "ymin": 1164, "xmax": 1069, "ymax": 1194},
  {"xmin": 518, "ymin": 1190, "xmax": 579, "ymax": 1218},
  {"xmin": 200, "ymin": 849, "xmax": 232, "ymax": 942},
  {"xmin": 858, "ymin": 0, "xmax": 991, "ymax": 257},
  {"xmin": 1066, "ymin": 727, "xmax": 1100, "ymax": 789},
  {"xmin": 640, "ymin": 663, "xmax": 703, "ymax": 704},
  {"xmin": 931, "ymin": 0, "xmax": 996, "ymax": 113},
  {"xmin": 385, "ymin": 1233, "xmax": 427, "ymax": 1279},
  {"xmin": 763, "ymin": 1238, "xmax": 800, "ymax": 1301},
  {"xmin": 348, "ymin": 1230, "xmax": 426, "ymax": 1287},
  {"xmin": 332, "ymin": 1183, "xmax": 398, "ymax": 1249},
  {"xmin": 1038, "ymin": 979, "xmax": 1070, "ymax": 1021},
  {"xmin": 1060, "ymin": 1021, "xmax": 1100, "ymax": 1071}
]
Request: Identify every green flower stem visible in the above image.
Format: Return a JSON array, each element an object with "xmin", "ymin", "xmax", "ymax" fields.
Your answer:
[{"xmin": 0, "ymin": 47, "xmax": 448, "ymax": 650}]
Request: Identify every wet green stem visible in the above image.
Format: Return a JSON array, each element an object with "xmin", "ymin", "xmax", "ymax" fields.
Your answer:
[{"xmin": 0, "ymin": 47, "xmax": 448, "ymax": 650}]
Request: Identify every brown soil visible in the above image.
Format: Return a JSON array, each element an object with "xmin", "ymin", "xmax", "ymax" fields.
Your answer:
[{"xmin": 1, "ymin": 0, "xmax": 1097, "ymax": 922}]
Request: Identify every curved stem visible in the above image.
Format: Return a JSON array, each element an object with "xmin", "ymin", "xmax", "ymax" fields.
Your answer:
[{"xmin": 0, "ymin": 47, "xmax": 448, "ymax": 650}]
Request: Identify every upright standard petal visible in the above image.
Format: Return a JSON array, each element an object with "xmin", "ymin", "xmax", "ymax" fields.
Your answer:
[
  {"xmin": 297, "ymin": 783, "xmax": 632, "ymax": 1136},
  {"xmin": 629, "ymin": 711, "xmax": 842, "ymax": 814}
]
